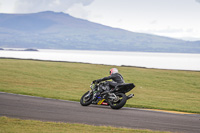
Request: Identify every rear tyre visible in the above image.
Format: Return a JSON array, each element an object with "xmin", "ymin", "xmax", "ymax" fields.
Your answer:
[
  {"xmin": 80, "ymin": 91, "xmax": 93, "ymax": 106},
  {"xmin": 108, "ymin": 93, "xmax": 127, "ymax": 109}
]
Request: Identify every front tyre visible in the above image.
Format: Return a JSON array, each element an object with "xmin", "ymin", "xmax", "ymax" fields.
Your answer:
[
  {"xmin": 80, "ymin": 91, "xmax": 93, "ymax": 106},
  {"xmin": 108, "ymin": 93, "xmax": 127, "ymax": 109}
]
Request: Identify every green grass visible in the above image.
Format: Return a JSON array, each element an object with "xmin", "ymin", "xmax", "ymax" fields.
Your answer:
[
  {"xmin": 0, "ymin": 59, "xmax": 200, "ymax": 113},
  {"xmin": 0, "ymin": 116, "xmax": 171, "ymax": 133}
]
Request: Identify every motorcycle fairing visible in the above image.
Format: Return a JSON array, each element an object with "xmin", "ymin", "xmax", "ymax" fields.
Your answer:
[{"xmin": 112, "ymin": 83, "xmax": 135, "ymax": 93}]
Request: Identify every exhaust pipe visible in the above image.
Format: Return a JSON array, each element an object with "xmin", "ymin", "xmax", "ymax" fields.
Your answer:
[{"xmin": 127, "ymin": 94, "xmax": 134, "ymax": 100}]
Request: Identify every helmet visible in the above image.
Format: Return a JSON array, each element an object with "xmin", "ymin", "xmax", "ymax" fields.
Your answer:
[{"xmin": 110, "ymin": 68, "xmax": 118, "ymax": 75}]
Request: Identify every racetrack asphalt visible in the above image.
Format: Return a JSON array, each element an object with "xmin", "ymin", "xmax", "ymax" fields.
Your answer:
[{"xmin": 0, "ymin": 92, "xmax": 200, "ymax": 133}]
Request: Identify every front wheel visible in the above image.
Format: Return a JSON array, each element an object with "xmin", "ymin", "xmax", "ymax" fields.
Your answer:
[
  {"xmin": 108, "ymin": 93, "xmax": 127, "ymax": 109},
  {"xmin": 80, "ymin": 91, "xmax": 93, "ymax": 106}
]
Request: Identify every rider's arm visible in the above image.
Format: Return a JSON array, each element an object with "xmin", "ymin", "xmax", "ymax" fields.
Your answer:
[{"xmin": 96, "ymin": 75, "xmax": 115, "ymax": 83}]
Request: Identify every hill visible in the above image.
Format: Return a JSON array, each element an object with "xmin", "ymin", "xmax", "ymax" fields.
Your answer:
[{"xmin": 0, "ymin": 11, "xmax": 199, "ymax": 53}]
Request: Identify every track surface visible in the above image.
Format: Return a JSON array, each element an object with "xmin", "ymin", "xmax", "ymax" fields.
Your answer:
[{"xmin": 0, "ymin": 92, "xmax": 200, "ymax": 133}]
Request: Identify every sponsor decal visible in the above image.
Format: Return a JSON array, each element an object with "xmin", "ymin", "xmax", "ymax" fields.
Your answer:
[
  {"xmin": 101, "ymin": 102, "xmax": 108, "ymax": 105},
  {"xmin": 97, "ymin": 99, "xmax": 105, "ymax": 105}
]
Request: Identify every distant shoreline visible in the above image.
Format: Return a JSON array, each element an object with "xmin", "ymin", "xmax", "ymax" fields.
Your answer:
[
  {"xmin": 1, "ymin": 49, "xmax": 200, "ymax": 71},
  {"xmin": 0, "ymin": 48, "xmax": 38, "ymax": 51}
]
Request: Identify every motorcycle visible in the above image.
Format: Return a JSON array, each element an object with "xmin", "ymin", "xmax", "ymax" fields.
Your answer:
[{"xmin": 80, "ymin": 81, "xmax": 135, "ymax": 109}]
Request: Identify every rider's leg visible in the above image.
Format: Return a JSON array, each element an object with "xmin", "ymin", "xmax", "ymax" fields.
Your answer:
[{"xmin": 107, "ymin": 81, "xmax": 118, "ymax": 91}]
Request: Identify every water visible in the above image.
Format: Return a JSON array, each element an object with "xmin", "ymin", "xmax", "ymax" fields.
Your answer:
[{"xmin": 0, "ymin": 49, "xmax": 200, "ymax": 71}]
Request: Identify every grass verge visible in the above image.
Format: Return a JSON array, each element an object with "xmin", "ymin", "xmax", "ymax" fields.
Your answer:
[
  {"xmin": 0, "ymin": 116, "xmax": 171, "ymax": 133},
  {"xmin": 0, "ymin": 59, "xmax": 200, "ymax": 113}
]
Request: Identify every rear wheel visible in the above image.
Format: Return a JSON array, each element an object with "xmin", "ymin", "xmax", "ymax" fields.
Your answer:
[
  {"xmin": 108, "ymin": 93, "xmax": 127, "ymax": 109},
  {"xmin": 80, "ymin": 91, "xmax": 93, "ymax": 106}
]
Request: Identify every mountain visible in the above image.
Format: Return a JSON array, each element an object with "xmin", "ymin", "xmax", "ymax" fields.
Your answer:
[{"xmin": 0, "ymin": 11, "xmax": 199, "ymax": 53}]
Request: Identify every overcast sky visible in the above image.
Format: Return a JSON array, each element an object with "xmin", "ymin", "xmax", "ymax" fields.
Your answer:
[{"xmin": 0, "ymin": 0, "xmax": 200, "ymax": 41}]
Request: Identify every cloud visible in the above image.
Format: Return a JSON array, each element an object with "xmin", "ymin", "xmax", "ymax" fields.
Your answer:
[
  {"xmin": 196, "ymin": 0, "xmax": 200, "ymax": 4},
  {"xmin": 150, "ymin": 20, "xmax": 157, "ymax": 25},
  {"xmin": 0, "ymin": 2, "xmax": 1, "ymax": 8},
  {"xmin": 147, "ymin": 27, "xmax": 184, "ymax": 34},
  {"xmin": 14, "ymin": 0, "xmax": 94, "ymax": 13},
  {"xmin": 67, "ymin": 3, "xmax": 91, "ymax": 19}
]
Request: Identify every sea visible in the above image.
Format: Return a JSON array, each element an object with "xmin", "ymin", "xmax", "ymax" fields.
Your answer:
[{"xmin": 0, "ymin": 49, "xmax": 200, "ymax": 71}]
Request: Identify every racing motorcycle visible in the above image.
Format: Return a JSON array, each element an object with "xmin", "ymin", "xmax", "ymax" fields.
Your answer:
[{"xmin": 80, "ymin": 81, "xmax": 135, "ymax": 109}]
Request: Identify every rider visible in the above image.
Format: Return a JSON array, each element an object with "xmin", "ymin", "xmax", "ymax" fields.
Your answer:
[{"xmin": 93, "ymin": 68, "xmax": 125, "ymax": 91}]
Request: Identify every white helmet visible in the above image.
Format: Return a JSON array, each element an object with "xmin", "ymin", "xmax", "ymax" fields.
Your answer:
[{"xmin": 110, "ymin": 68, "xmax": 118, "ymax": 75}]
